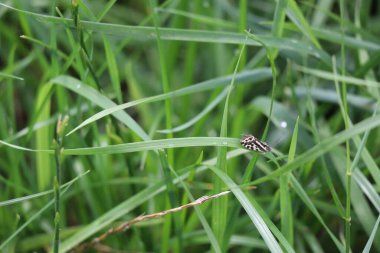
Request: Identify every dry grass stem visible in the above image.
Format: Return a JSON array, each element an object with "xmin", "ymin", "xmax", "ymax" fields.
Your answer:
[{"xmin": 74, "ymin": 191, "xmax": 231, "ymax": 252}]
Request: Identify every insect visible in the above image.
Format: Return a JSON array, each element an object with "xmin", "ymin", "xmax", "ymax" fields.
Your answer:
[{"xmin": 240, "ymin": 134, "xmax": 271, "ymax": 152}]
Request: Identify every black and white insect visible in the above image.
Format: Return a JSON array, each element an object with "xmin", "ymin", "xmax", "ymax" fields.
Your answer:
[{"xmin": 240, "ymin": 134, "xmax": 271, "ymax": 152}]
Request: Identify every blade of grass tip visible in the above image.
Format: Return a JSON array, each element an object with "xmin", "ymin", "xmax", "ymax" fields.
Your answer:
[
  {"xmin": 362, "ymin": 215, "xmax": 380, "ymax": 253},
  {"xmin": 0, "ymin": 139, "xmax": 53, "ymax": 153},
  {"xmin": 209, "ymin": 166, "xmax": 285, "ymax": 253},
  {"xmin": 212, "ymin": 41, "xmax": 246, "ymax": 251},
  {"xmin": 0, "ymin": 171, "xmax": 87, "ymax": 250},
  {"xmin": 0, "ymin": 72, "xmax": 24, "ymax": 80}
]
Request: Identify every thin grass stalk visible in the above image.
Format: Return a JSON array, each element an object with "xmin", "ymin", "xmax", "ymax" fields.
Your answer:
[
  {"xmin": 151, "ymin": 1, "xmax": 179, "ymax": 252},
  {"xmin": 71, "ymin": 0, "xmax": 102, "ymax": 91},
  {"xmin": 151, "ymin": 0, "xmax": 174, "ymax": 164},
  {"xmin": 53, "ymin": 115, "xmax": 68, "ymax": 253},
  {"xmin": 244, "ymin": 31, "xmax": 277, "ymax": 141},
  {"xmin": 338, "ymin": 1, "xmax": 352, "ymax": 252}
]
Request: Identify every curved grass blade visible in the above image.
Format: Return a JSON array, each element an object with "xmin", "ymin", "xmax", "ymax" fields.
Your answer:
[
  {"xmin": 0, "ymin": 137, "xmax": 240, "ymax": 155},
  {"xmin": 0, "ymin": 139, "xmax": 52, "ymax": 153},
  {"xmin": 51, "ymin": 69, "xmax": 271, "ymax": 136},
  {"xmin": 209, "ymin": 166, "xmax": 290, "ymax": 253},
  {"xmin": 0, "ymin": 72, "xmax": 24, "ymax": 80},
  {"xmin": 63, "ymin": 137, "xmax": 240, "ymax": 155},
  {"xmin": 49, "ymin": 75, "xmax": 150, "ymax": 140},
  {"xmin": 252, "ymin": 113, "xmax": 380, "ymax": 185}
]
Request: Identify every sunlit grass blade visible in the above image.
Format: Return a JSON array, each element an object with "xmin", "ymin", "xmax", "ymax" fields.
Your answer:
[{"xmin": 0, "ymin": 137, "xmax": 240, "ymax": 155}]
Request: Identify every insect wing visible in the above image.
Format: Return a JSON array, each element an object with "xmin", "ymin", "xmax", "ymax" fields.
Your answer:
[{"xmin": 240, "ymin": 135, "xmax": 271, "ymax": 152}]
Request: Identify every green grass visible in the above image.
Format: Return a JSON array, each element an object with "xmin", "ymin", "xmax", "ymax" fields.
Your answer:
[{"xmin": 0, "ymin": 1, "xmax": 380, "ymax": 252}]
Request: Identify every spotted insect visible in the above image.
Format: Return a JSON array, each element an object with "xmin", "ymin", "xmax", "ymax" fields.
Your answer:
[{"xmin": 240, "ymin": 135, "xmax": 271, "ymax": 152}]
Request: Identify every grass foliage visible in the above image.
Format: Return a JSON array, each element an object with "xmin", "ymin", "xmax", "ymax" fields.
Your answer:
[{"xmin": 0, "ymin": 0, "xmax": 380, "ymax": 252}]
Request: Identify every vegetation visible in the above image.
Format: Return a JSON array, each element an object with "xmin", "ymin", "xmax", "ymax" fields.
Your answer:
[{"xmin": 0, "ymin": 1, "xmax": 379, "ymax": 252}]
